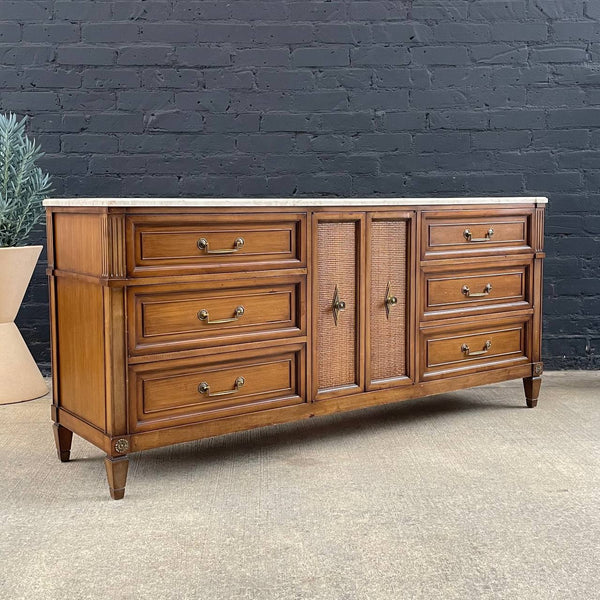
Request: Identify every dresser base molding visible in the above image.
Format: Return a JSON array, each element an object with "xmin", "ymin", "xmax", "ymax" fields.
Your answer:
[
  {"xmin": 45, "ymin": 198, "xmax": 546, "ymax": 499},
  {"xmin": 53, "ymin": 361, "xmax": 538, "ymax": 463}
]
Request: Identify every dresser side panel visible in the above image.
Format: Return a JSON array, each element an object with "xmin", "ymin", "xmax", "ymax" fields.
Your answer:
[{"xmin": 56, "ymin": 277, "xmax": 107, "ymax": 431}]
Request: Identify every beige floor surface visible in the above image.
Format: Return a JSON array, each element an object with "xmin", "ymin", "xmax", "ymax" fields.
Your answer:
[{"xmin": 1, "ymin": 372, "xmax": 599, "ymax": 600}]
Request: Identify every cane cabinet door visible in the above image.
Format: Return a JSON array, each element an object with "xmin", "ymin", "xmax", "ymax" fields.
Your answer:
[
  {"xmin": 367, "ymin": 213, "xmax": 414, "ymax": 389},
  {"xmin": 313, "ymin": 213, "xmax": 365, "ymax": 400}
]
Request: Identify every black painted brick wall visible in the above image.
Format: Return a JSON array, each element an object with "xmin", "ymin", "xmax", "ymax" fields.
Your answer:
[{"xmin": 2, "ymin": 0, "xmax": 599, "ymax": 372}]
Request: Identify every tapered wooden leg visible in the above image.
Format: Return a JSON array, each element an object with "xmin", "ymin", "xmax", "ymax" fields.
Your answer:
[
  {"xmin": 53, "ymin": 423, "xmax": 73, "ymax": 462},
  {"xmin": 523, "ymin": 376, "xmax": 542, "ymax": 408},
  {"xmin": 104, "ymin": 456, "xmax": 129, "ymax": 500}
]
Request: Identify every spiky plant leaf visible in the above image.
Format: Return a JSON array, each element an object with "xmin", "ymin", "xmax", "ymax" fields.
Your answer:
[{"xmin": 0, "ymin": 113, "xmax": 52, "ymax": 247}]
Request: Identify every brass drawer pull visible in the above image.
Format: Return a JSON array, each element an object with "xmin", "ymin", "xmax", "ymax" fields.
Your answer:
[
  {"xmin": 461, "ymin": 340, "xmax": 492, "ymax": 357},
  {"xmin": 462, "ymin": 283, "xmax": 492, "ymax": 298},
  {"xmin": 332, "ymin": 285, "xmax": 346, "ymax": 326},
  {"xmin": 385, "ymin": 280, "xmax": 397, "ymax": 319},
  {"xmin": 197, "ymin": 305, "xmax": 244, "ymax": 324},
  {"xmin": 198, "ymin": 376, "xmax": 245, "ymax": 397},
  {"xmin": 197, "ymin": 237, "xmax": 244, "ymax": 254},
  {"xmin": 463, "ymin": 228, "xmax": 494, "ymax": 242}
]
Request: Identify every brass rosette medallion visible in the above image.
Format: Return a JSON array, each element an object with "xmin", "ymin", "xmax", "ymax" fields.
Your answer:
[{"xmin": 114, "ymin": 439, "xmax": 129, "ymax": 454}]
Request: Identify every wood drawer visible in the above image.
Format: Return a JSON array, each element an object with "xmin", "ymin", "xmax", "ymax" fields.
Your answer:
[
  {"xmin": 421, "ymin": 261, "xmax": 531, "ymax": 319},
  {"xmin": 420, "ymin": 317, "xmax": 530, "ymax": 380},
  {"xmin": 128, "ymin": 276, "xmax": 305, "ymax": 355},
  {"xmin": 422, "ymin": 210, "xmax": 532, "ymax": 259},
  {"xmin": 129, "ymin": 345, "xmax": 306, "ymax": 432},
  {"xmin": 127, "ymin": 213, "xmax": 306, "ymax": 276}
]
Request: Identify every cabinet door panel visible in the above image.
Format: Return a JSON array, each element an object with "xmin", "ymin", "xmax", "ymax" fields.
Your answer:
[
  {"xmin": 315, "ymin": 218, "xmax": 361, "ymax": 396},
  {"xmin": 368, "ymin": 217, "xmax": 410, "ymax": 387}
]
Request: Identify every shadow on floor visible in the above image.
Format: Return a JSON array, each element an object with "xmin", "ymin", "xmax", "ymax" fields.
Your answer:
[{"xmin": 136, "ymin": 390, "xmax": 527, "ymax": 469}]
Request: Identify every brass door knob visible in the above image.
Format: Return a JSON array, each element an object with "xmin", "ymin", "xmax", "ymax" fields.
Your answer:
[
  {"xmin": 332, "ymin": 285, "xmax": 346, "ymax": 326},
  {"xmin": 385, "ymin": 281, "xmax": 397, "ymax": 319}
]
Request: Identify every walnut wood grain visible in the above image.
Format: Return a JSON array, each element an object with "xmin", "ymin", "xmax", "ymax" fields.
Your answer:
[
  {"xmin": 421, "ymin": 260, "xmax": 532, "ymax": 320},
  {"xmin": 129, "ymin": 344, "xmax": 306, "ymax": 432},
  {"xmin": 55, "ymin": 277, "xmax": 106, "ymax": 431},
  {"xmin": 421, "ymin": 316, "xmax": 531, "ymax": 380},
  {"xmin": 127, "ymin": 213, "xmax": 306, "ymax": 277},
  {"xmin": 53, "ymin": 212, "xmax": 105, "ymax": 276},
  {"xmin": 422, "ymin": 208, "xmax": 533, "ymax": 260},
  {"xmin": 47, "ymin": 201, "xmax": 545, "ymax": 499},
  {"xmin": 128, "ymin": 276, "xmax": 305, "ymax": 355}
]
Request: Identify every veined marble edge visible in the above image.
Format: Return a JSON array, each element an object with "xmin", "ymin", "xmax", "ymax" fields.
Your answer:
[{"xmin": 44, "ymin": 197, "xmax": 549, "ymax": 207}]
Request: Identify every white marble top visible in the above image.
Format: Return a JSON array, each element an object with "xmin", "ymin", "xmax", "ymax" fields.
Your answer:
[{"xmin": 44, "ymin": 196, "xmax": 548, "ymax": 207}]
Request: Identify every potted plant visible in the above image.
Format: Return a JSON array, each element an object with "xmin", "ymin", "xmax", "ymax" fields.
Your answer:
[{"xmin": 0, "ymin": 113, "xmax": 51, "ymax": 404}]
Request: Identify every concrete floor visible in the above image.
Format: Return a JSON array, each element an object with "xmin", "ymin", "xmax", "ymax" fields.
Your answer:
[{"xmin": 0, "ymin": 372, "xmax": 599, "ymax": 600}]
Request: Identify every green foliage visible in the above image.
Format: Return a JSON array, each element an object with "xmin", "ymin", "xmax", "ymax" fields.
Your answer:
[{"xmin": 0, "ymin": 113, "xmax": 52, "ymax": 247}]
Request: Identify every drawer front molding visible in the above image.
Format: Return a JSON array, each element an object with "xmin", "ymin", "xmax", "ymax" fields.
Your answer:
[
  {"xmin": 420, "ymin": 317, "xmax": 531, "ymax": 380},
  {"xmin": 129, "ymin": 345, "xmax": 306, "ymax": 432},
  {"xmin": 128, "ymin": 276, "xmax": 305, "ymax": 355},
  {"xmin": 422, "ymin": 209, "xmax": 533, "ymax": 260},
  {"xmin": 127, "ymin": 213, "xmax": 306, "ymax": 277},
  {"xmin": 421, "ymin": 261, "xmax": 532, "ymax": 319}
]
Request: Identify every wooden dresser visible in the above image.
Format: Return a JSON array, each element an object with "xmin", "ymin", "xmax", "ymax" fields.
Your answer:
[{"xmin": 45, "ymin": 197, "xmax": 546, "ymax": 499}]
